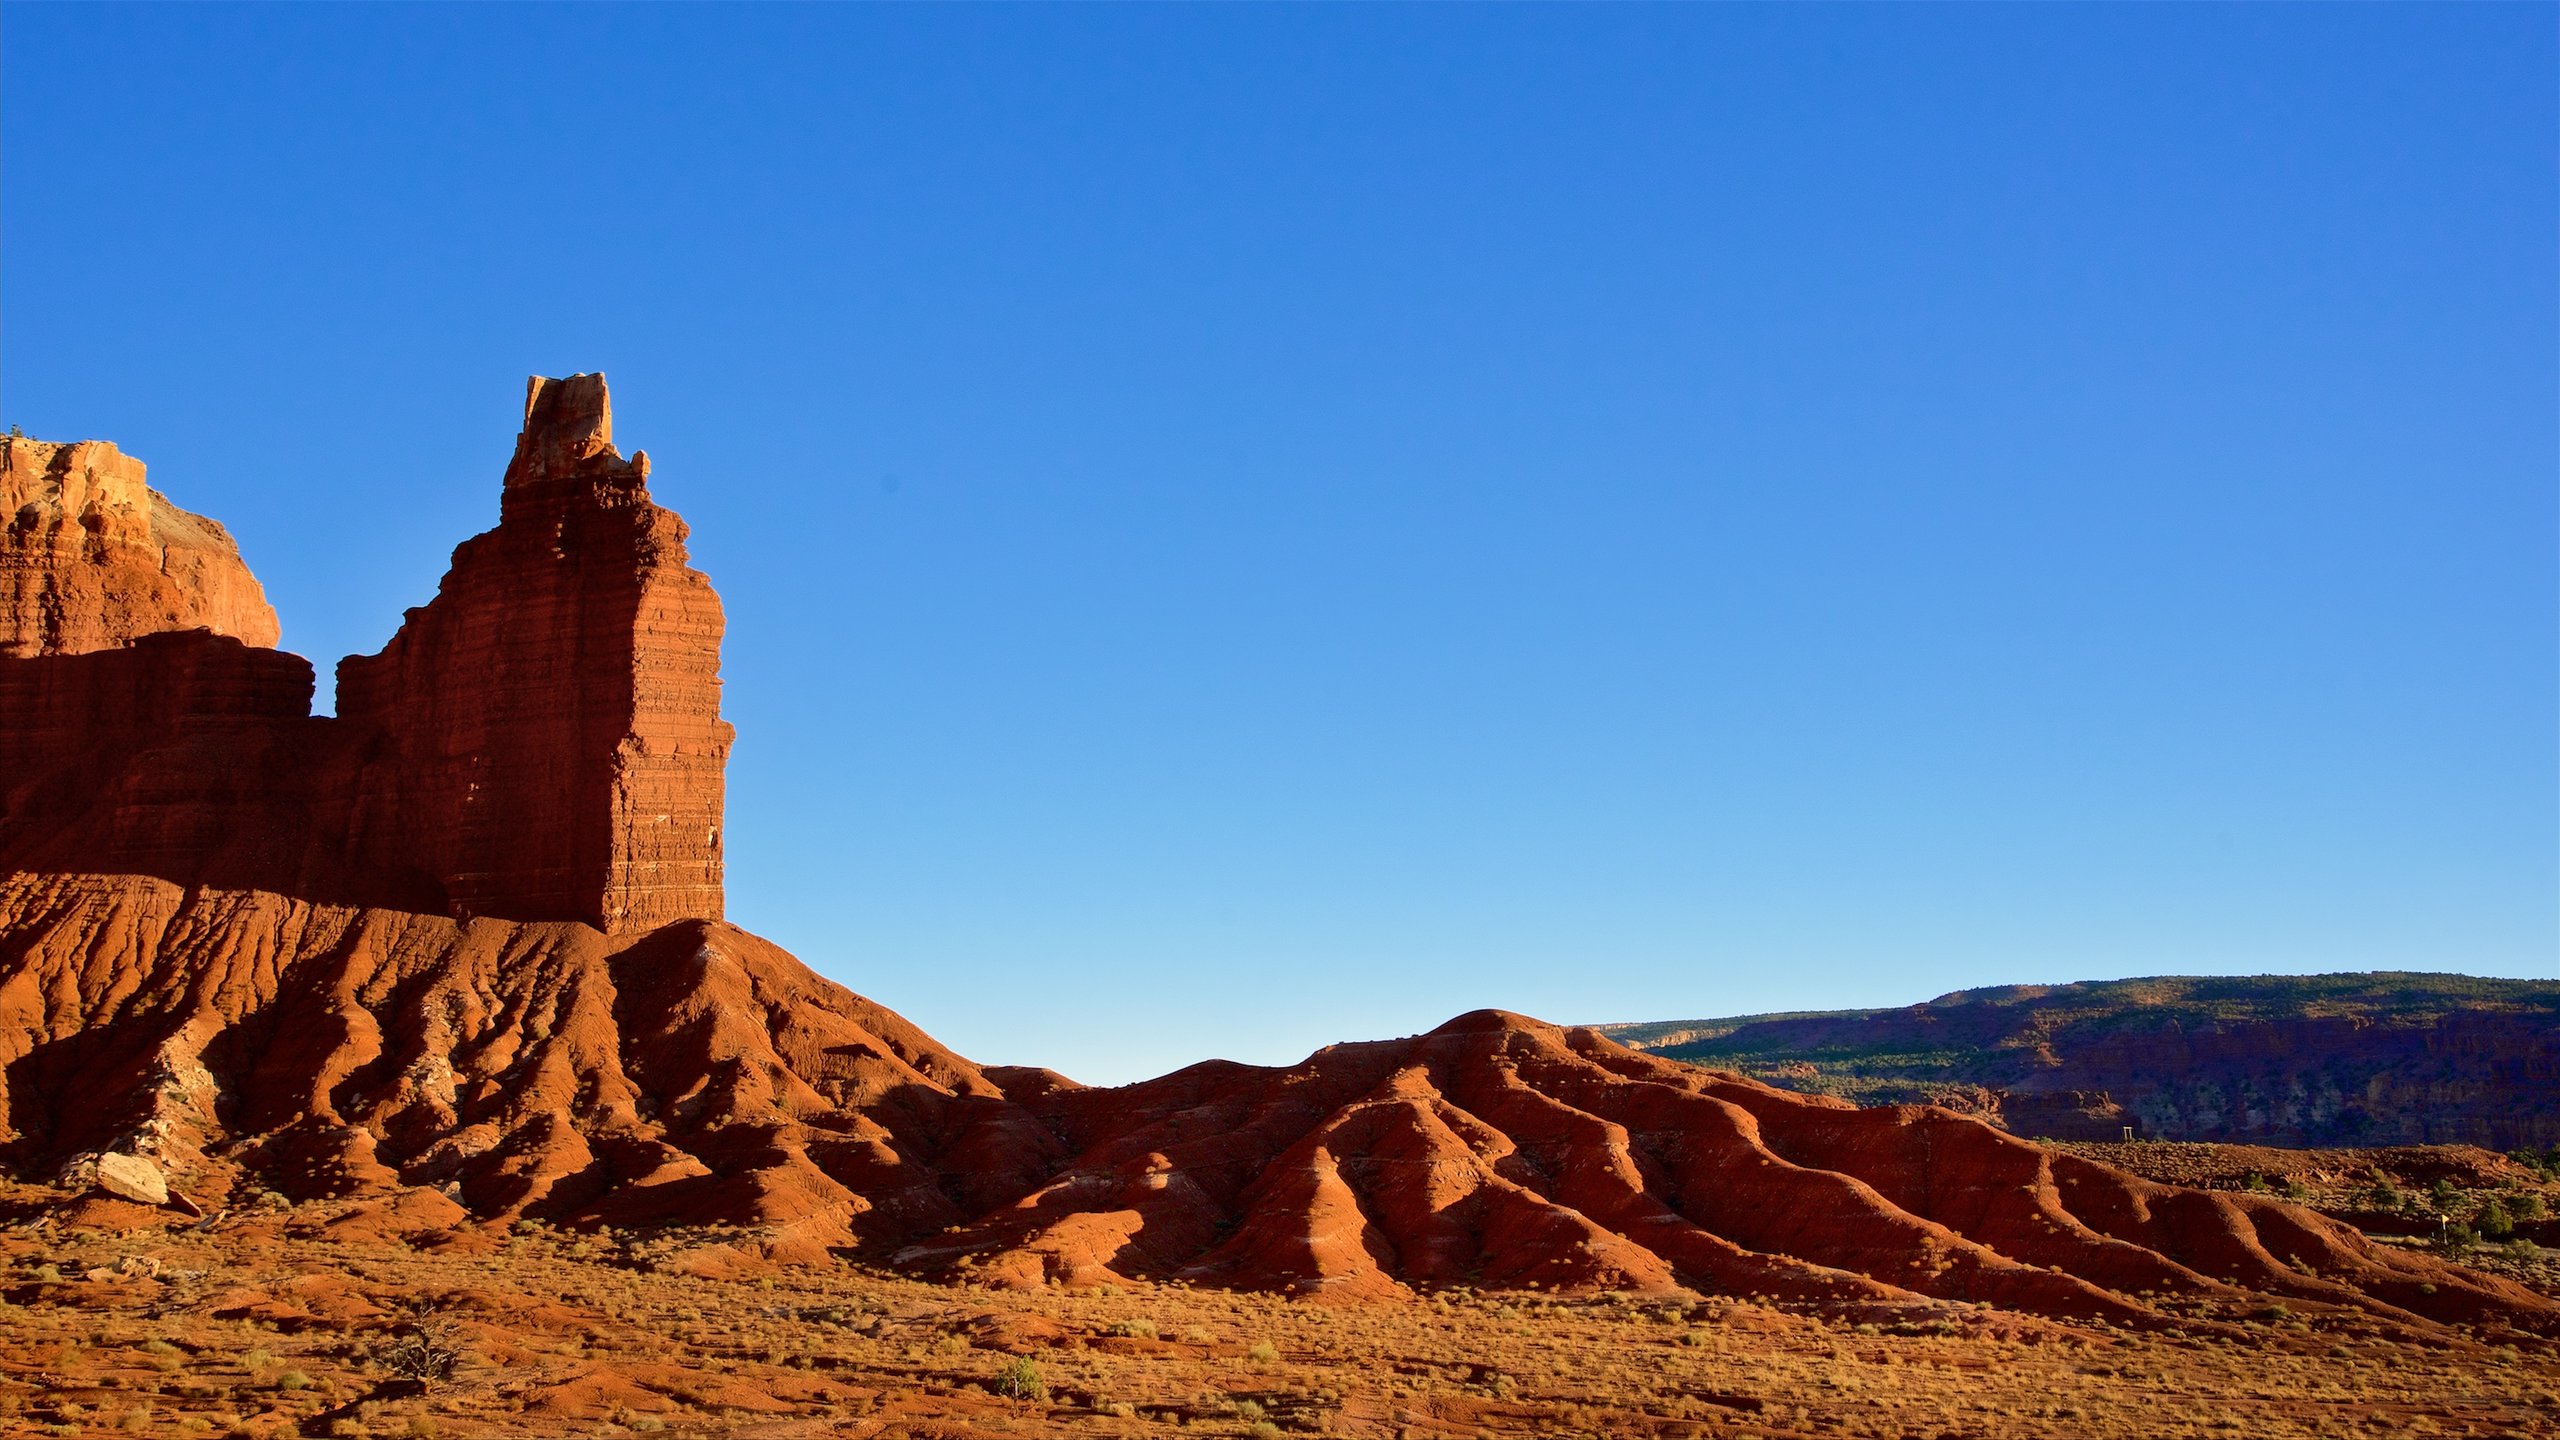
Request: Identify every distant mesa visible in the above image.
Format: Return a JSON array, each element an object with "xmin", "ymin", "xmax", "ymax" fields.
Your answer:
[
  {"xmin": 0, "ymin": 379, "xmax": 2551, "ymax": 1340},
  {"xmin": 1600, "ymin": 974, "xmax": 2560, "ymax": 1151}
]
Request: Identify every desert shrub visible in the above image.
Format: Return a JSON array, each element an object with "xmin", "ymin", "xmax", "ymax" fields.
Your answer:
[
  {"xmin": 2512, "ymin": 1192, "xmax": 2549, "ymax": 1222},
  {"xmin": 1232, "ymin": 1399, "xmax": 1268, "ymax": 1421},
  {"xmin": 1245, "ymin": 1341, "xmax": 1281, "ymax": 1366},
  {"xmin": 274, "ymin": 1370, "xmax": 313, "ymax": 1391},
  {"xmin": 2478, "ymin": 1198, "xmax": 2515, "ymax": 1239},
  {"xmin": 1247, "ymin": 1423, "xmax": 1285, "ymax": 1440},
  {"xmin": 991, "ymin": 1355, "xmax": 1046, "ymax": 1402},
  {"xmin": 373, "ymin": 1322, "xmax": 462, "ymax": 1385},
  {"xmin": 1107, "ymin": 1318, "xmax": 1158, "ymax": 1339},
  {"xmin": 2440, "ymin": 1224, "xmax": 2480, "ymax": 1259},
  {"xmin": 1678, "ymin": 1330, "xmax": 1709, "ymax": 1347}
]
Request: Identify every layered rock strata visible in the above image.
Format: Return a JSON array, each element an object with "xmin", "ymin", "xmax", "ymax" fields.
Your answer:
[
  {"xmin": 1605, "ymin": 976, "xmax": 2560, "ymax": 1149},
  {"xmin": 0, "ymin": 634, "xmax": 349, "ymax": 899},
  {"xmin": 0, "ymin": 436, "xmax": 280, "ymax": 657},
  {"xmin": 337, "ymin": 375, "xmax": 731, "ymax": 932},
  {"xmin": 0, "ymin": 376, "xmax": 728, "ymax": 933}
]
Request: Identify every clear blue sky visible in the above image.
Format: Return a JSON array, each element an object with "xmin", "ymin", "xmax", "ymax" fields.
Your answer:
[{"xmin": 6, "ymin": 5, "xmax": 2552, "ymax": 1083}]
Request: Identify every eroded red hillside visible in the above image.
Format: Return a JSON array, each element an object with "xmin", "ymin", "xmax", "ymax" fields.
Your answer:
[{"xmin": 1, "ymin": 872, "xmax": 2546, "ymax": 1340}]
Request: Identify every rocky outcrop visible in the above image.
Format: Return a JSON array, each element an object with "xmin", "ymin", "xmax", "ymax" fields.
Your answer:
[
  {"xmin": 0, "ymin": 632, "xmax": 355, "ymax": 901},
  {"xmin": 336, "ymin": 375, "xmax": 732, "ymax": 933},
  {"xmin": 0, "ymin": 376, "xmax": 729, "ymax": 933},
  {"xmin": 0, "ymin": 872, "xmax": 2545, "ymax": 1337},
  {"xmin": 0, "ymin": 437, "xmax": 280, "ymax": 658},
  {"xmin": 91, "ymin": 1151, "xmax": 171, "ymax": 1206}
]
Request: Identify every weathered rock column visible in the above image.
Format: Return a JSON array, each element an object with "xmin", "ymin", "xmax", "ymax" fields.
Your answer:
[{"xmin": 337, "ymin": 374, "xmax": 732, "ymax": 931}]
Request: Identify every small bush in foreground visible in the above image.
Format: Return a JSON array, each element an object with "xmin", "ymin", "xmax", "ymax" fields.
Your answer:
[{"xmin": 992, "ymin": 1355, "xmax": 1046, "ymax": 1402}]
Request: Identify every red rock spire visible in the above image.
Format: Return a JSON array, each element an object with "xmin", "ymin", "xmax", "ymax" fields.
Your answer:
[
  {"xmin": 337, "ymin": 372, "xmax": 731, "ymax": 932},
  {"xmin": 507, "ymin": 372, "xmax": 622, "ymax": 484}
]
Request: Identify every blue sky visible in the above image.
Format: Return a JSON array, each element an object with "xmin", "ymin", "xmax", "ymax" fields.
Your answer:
[{"xmin": 5, "ymin": 5, "xmax": 2552, "ymax": 1083}]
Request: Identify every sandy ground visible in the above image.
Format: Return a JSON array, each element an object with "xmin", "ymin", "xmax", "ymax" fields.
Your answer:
[{"xmin": 3, "ymin": 1184, "xmax": 2556, "ymax": 1440}]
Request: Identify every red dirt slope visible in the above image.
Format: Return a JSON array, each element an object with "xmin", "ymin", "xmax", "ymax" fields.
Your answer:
[{"xmin": 1, "ymin": 872, "xmax": 2544, "ymax": 1340}]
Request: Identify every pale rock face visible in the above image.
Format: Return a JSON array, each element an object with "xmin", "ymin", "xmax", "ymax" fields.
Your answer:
[
  {"xmin": 0, "ymin": 437, "xmax": 281, "ymax": 658},
  {"xmin": 92, "ymin": 1151, "xmax": 171, "ymax": 1207}
]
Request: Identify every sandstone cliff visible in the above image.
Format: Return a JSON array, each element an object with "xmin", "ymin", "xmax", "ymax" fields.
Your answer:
[
  {"xmin": 0, "ymin": 437, "xmax": 280, "ymax": 657},
  {"xmin": 0, "ymin": 376, "xmax": 728, "ymax": 933},
  {"xmin": 336, "ymin": 374, "xmax": 732, "ymax": 933}
]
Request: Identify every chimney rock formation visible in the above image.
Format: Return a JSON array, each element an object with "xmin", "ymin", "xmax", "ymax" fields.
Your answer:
[
  {"xmin": 0, "ymin": 375, "xmax": 728, "ymax": 934},
  {"xmin": 338, "ymin": 374, "xmax": 732, "ymax": 932}
]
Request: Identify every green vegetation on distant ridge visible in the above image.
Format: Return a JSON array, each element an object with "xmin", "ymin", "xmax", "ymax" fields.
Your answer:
[{"xmin": 1594, "ymin": 972, "xmax": 2560, "ymax": 1146}]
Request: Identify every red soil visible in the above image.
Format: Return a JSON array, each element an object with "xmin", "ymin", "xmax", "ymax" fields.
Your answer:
[{"xmin": 0, "ymin": 873, "xmax": 2544, "ymax": 1341}]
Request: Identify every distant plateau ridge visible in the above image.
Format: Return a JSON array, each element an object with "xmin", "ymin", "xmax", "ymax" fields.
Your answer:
[{"xmin": 1599, "ymin": 973, "xmax": 2560, "ymax": 1150}]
